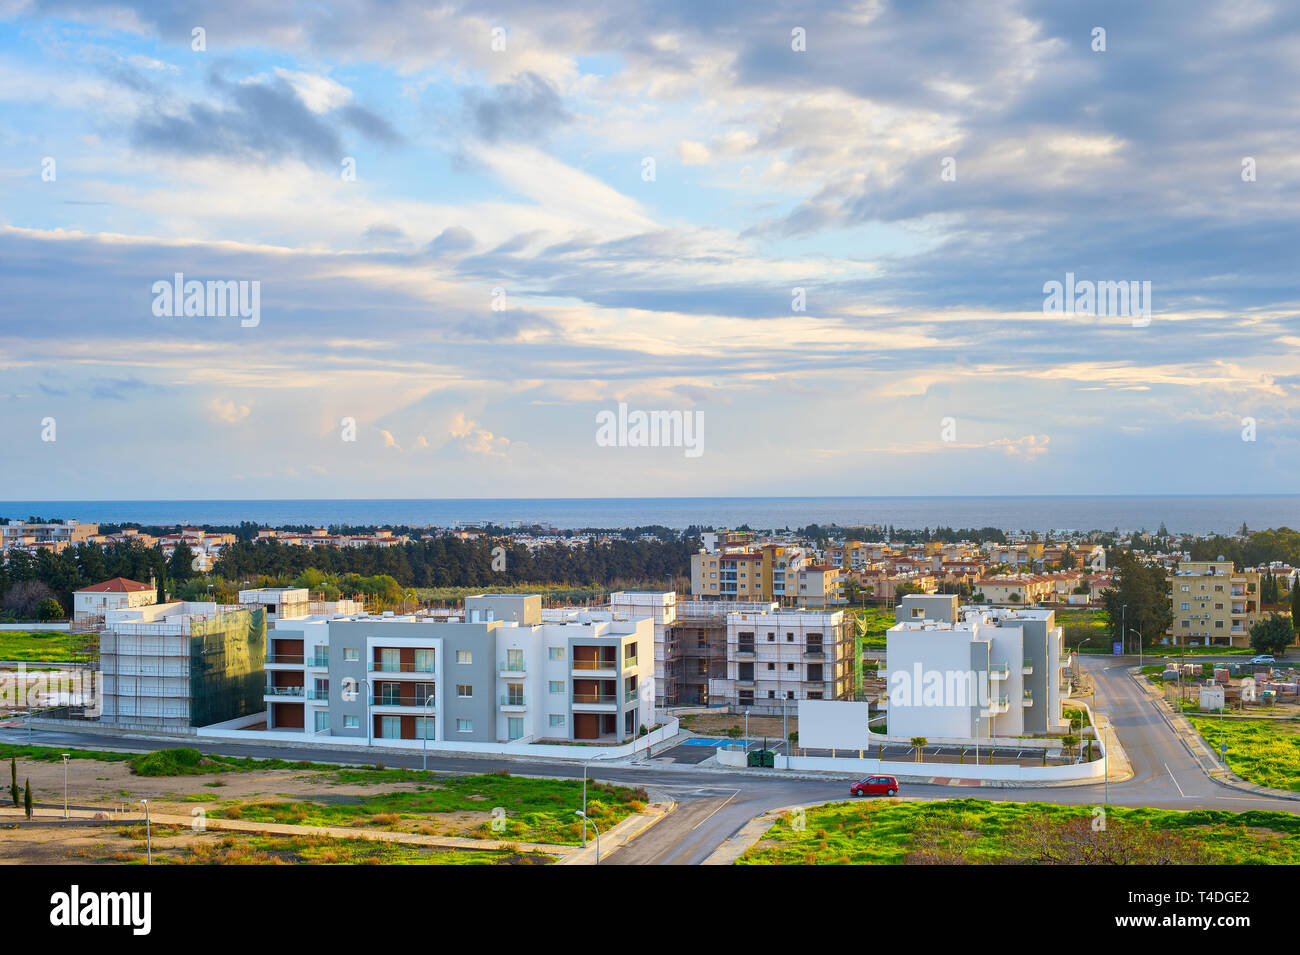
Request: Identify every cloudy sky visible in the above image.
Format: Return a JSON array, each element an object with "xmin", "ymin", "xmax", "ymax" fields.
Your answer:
[{"xmin": 1, "ymin": 0, "xmax": 1298, "ymax": 500}]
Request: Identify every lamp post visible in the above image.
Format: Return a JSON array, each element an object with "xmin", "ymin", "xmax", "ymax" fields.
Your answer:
[
  {"xmin": 61, "ymin": 753, "xmax": 69, "ymax": 820},
  {"xmin": 422, "ymin": 693, "xmax": 435, "ymax": 771},
  {"xmin": 575, "ymin": 810, "xmax": 601, "ymax": 864},
  {"xmin": 580, "ymin": 753, "xmax": 618, "ymax": 847},
  {"xmin": 744, "ymin": 708, "xmax": 750, "ymax": 748},
  {"xmin": 140, "ymin": 799, "xmax": 151, "ymax": 865},
  {"xmin": 1129, "ymin": 629, "xmax": 1143, "ymax": 671},
  {"xmin": 355, "ymin": 677, "xmax": 373, "ymax": 748}
]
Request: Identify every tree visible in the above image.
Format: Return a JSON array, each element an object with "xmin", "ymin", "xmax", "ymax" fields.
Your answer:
[
  {"xmin": 23, "ymin": 779, "xmax": 32, "ymax": 819},
  {"xmin": 168, "ymin": 543, "xmax": 197, "ymax": 583},
  {"xmin": 1249, "ymin": 613, "xmax": 1295, "ymax": 657},
  {"xmin": 36, "ymin": 597, "xmax": 64, "ymax": 622},
  {"xmin": 9, "ymin": 756, "xmax": 17, "ymax": 807},
  {"xmin": 1100, "ymin": 551, "xmax": 1172, "ymax": 650},
  {"xmin": 2, "ymin": 580, "xmax": 59, "ymax": 619},
  {"xmin": 910, "ymin": 736, "xmax": 927, "ymax": 762},
  {"xmin": 1292, "ymin": 586, "xmax": 1300, "ymax": 637}
]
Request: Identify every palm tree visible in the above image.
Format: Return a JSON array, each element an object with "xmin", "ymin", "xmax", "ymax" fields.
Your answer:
[
  {"xmin": 1062, "ymin": 734, "xmax": 1079, "ymax": 762},
  {"xmin": 911, "ymin": 736, "xmax": 928, "ymax": 763}
]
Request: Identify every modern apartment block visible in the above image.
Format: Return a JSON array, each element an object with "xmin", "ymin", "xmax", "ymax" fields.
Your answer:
[
  {"xmin": 99, "ymin": 602, "xmax": 267, "ymax": 733},
  {"xmin": 691, "ymin": 542, "xmax": 842, "ymax": 607},
  {"xmin": 885, "ymin": 603, "xmax": 1067, "ymax": 739},
  {"xmin": 264, "ymin": 594, "xmax": 654, "ymax": 744},
  {"xmin": 1166, "ymin": 560, "xmax": 1263, "ymax": 648},
  {"xmin": 1, "ymin": 519, "xmax": 98, "ymax": 555},
  {"xmin": 659, "ymin": 598, "xmax": 777, "ymax": 706},
  {"xmin": 894, "ymin": 593, "xmax": 960, "ymax": 624},
  {"xmin": 708, "ymin": 607, "xmax": 855, "ymax": 713}
]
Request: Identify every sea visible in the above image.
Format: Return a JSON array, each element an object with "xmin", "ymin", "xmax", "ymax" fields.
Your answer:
[{"xmin": 1, "ymin": 496, "xmax": 1298, "ymax": 535}]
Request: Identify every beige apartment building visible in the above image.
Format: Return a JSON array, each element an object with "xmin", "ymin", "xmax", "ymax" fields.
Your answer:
[
  {"xmin": 691, "ymin": 543, "xmax": 839, "ymax": 606},
  {"xmin": 1166, "ymin": 560, "xmax": 1263, "ymax": 648}
]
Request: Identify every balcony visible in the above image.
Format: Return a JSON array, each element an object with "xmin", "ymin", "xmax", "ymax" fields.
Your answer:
[
  {"xmin": 1022, "ymin": 689, "xmax": 1034, "ymax": 707},
  {"xmin": 1021, "ymin": 659, "xmax": 1034, "ymax": 675},
  {"xmin": 572, "ymin": 658, "xmax": 618, "ymax": 676},
  {"xmin": 370, "ymin": 662, "xmax": 436, "ymax": 675},
  {"xmin": 571, "ymin": 692, "xmax": 618, "ymax": 710},
  {"xmin": 988, "ymin": 663, "xmax": 1010, "ymax": 680},
  {"xmin": 735, "ymin": 645, "xmax": 756, "ymax": 659},
  {"xmin": 988, "ymin": 695, "xmax": 1010, "ymax": 714},
  {"xmin": 803, "ymin": 647, "xmax": 825, "ymax": 659},
  {"xmin": 623, "ymin": 655, "xmax": 638, "ymax": 670},
  {"xmin": 624, "ymin": 687, "xmax": 640, "ymax": 703},
  {"xmin": 499, "ymin": 659, "xmax": 527, "ymax": 675},
  {"xmin": 266, "ymin": 654, "xmax": 305, "ymax": 666},
  {"xmin": 499, "ymin": 695, "xmax": 527, "ymax": 710},
  {"xmin": 369, "ymin": 696, "xmax": 436, "ymax": 708},
  {"xmin": 305, "ymin": 688, "xmax": 331, "ymax": 701},
  {"xmin": 307, "ymin": 651, "xmax": 330, "ymax": 668},
  {"xmin": 264, "ymin": 685, "xmax": 305, "ymax": 698}
]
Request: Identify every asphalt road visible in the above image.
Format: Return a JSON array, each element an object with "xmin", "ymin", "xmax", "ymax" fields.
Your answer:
[{"xmin": 4, "ymin": 654, "xmax": 1298, "ymax": 865}]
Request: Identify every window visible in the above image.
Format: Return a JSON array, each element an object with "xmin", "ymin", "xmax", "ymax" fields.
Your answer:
[
  {"xmin": 313, "ymin": 711, "xmax": 330, "ymax": 732},
  {"xmin": 1181, "ymin": 602, "xmax": 1190, "ymax": 610},
  {"xmin": 415, "ymin": 649, "xmax": 435, "ymax": 672},
  {"xmin": 549, "ymin": 681, "xmax": 564, "ymax": 694},
  {"xmin": 344, "ymin": 648, "xmax": 359, "ymax": 662},
  {"xmin": 767, "ymin": 662, "xmax": 775, "ymax": 671},
  {"xmin": 767, "ymin": 633, "xmax": 775, "ymax": 642},
  {"xmin": 786, "ymin": 632, "xmax": 794, "ymax": 641},
  {"xmin": 414, "ymin": 716, "xmax": 435, "ymax": 739},
  {"xmin": 550, "ymin": 714, "xmax": 566, "ymax": 727},
  {"xmin": 506, "ymin": 648, "xmax": 525, "ymax": 670},
  {"xmin": 786, "ymin": 662, "xmax": 794, "ymax": 671},
  {"xmin": 380, "ymin": 647, "xmax": 400, "ymax": 671},
  {"xmin": 548, "ymin": 647, "xmax": 565, "ymax": 661},
  {"xmin": 768, "ymin": 690, "xmax": 776, "ymax": 699},
  {"xmin": 457, "ymin": 684, "xmax": 473, "ymax": 698},
  {"xmin": 507, "ymin": 717, "xmax": 524, "ymax": 740},
  {"xmin": 344, "ymin": 715, "xmax": 359, "ymax": 730},
  {"xmin": 380, "ymin": 716, "xmax": 400, "ymax": 739},
  {"xmin": 456, "ymin": 650, "xmax": 472, "ymax": 664},
  {"xmin": 456, "ymin": 719, "xmax": 473, "ymax": 733}
]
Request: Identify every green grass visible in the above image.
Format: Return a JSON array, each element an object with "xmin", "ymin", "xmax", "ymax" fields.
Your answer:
[
  {"xmin": 209, "ymin": 772, "xmax": 646, "ymax": 845},
  {"xmin": 739, "ymin": 798, "xmax": 1300, "ymax": 864},
  {"xmin": 846, "ymin": 607, "xmax": 896, "ymax": 648},
  {"xmin": 0, "ymin": 743, "xmax": 372, "ymax": 777},
  {"xmin": 0, "ymin": 743, "xmax": 135, "ymax": 764},
  {"xmin": 1056, "ymin": 608, "xmax": 1110, "ymax": 652},
  {"xmin": 0, "ymin": 631, "xmax": 73, "ymax": 662},
  {"xmin": 1187, "ymin": 716, "xmax": 1300, "ymax": 791}
]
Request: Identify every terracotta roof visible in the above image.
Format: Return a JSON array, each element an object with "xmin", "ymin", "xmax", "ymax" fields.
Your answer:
[{"xmin": 76, "ymin": 577, "xmax": 152, "ymax": 594}]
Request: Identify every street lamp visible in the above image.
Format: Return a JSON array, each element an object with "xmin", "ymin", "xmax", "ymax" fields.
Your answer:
[
  {"xmin": 744, "ymin": 708, "xmax": 750, "ymax": 748},
  {"xmin": 1129, "ymin": 629, "xmax": 1143, "ymax": 671},
  {"xmin": 575, "ymin": 810, "xmax": 601, "ymax": 864},
  {"xmin": 139, "ymin": 799, "xmax": 151, "ymax": 865},
  {"xmin": 581, "ymin": 753, "xmax": 619, "ymax": 847},
  {"xmin": 422, "ymin": 693, "xmax": 435, "ymax": 771},
  {"xmin": 61, "ymin": 754, "xmax": 69, "ymax": 820}
]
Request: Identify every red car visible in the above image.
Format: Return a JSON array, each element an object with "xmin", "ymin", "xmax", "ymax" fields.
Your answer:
[{"xmin": 850, "ymin": 775, "xmax": 899, "ymax": 797}]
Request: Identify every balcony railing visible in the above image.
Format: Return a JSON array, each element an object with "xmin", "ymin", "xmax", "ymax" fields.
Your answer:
[
  {"xmin": 264, "ymin": 685, "xmax": 305, "ymax": 697},
  {"xmin": 573, "ymin": 659, "xmax": 618, "ymax": 671},
  {"xmin": 499, "ymin": 660, "xmax": 527, "ymax": 673},
  {"xmin": 572, "ymin": 693, "xmax": 618, "ymax": 705},
  {"xmin": 369, "ymin": 696, "xmax": 436, "ymax": 708},
  {"xmin": 308, "ymin": 652, "xmax": 330, "ymax": 667},
  {"xmin": 623, "ymin": 656, "xmax": 638, "ymax": 670},
  {"xmin": 305, "ymin": 689, "xmax": 331, "ymax": 701},
  {"xmin": 499, "ymin": 695, "xmax": 527, "ymax": 707},
  {"xmin": 266, "ymin": 654, "xmax": 305, "ymax": 665},
  {"xmin": 624, "ymin": 688, "xmax": 640, "ymax": 703},
  {"xmin": 735, "ymin": 645, "xmax": 756, "ymax": 657},
  {"xmin": 371, "ymin": 662, "xmax": 436, "ymax": 673},
  {"xmin": 804, "ymin": 646, "xmax": 825, "ymax": 657},
  {"xmin": 989, "ymin": 663, "xmax": 1010, "ymax": 679},
  {"xmin": 1022, "ymin": 659, "xmax": 1034, "ymax": 674}
]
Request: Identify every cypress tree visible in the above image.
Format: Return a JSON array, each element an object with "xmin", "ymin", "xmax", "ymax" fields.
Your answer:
[
  {"xmin": 23, "ymin": 779, "xmax": 32, "ymax": 819},
  {"xmin": 9, "ymin": 756, "xmax": 17, "ymax": 806}
]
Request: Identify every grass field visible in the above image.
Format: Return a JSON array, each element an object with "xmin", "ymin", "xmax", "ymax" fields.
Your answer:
[
  {"xmin": 1055, "ymin": 608, "xmax": 1110, "ymax": 652},
  {"xmin": 1187, "ymin": 716, "xmax": 1300, "ymax": 791},
  {"xmin": 0, "ymin": 631, "xmax": 73, "ymax": 662},
  {"xmin": 847, "ymin": 606, "xmax": 896, "ymax": 649},
  {"xmin": 208, "ymin": 771, "xmax": 646, "ymax": 845},
  {"xmin": 739, "ymin": 798, "xmax": 1300, "ymax": 864}
]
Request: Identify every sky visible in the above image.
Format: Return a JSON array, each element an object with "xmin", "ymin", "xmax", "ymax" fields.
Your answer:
[{"xmin": 1, "ymin": 0, "xmax": 1298, "ymax": 500}]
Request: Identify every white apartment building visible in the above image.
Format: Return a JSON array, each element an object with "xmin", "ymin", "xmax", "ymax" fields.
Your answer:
[
  {"xmin": 1, "ymin": 519, "xmax": 98, "ymax": 554},
  {"xmin": 73, "ymin": 577, "xmax": 158, "ymax": 621},
  {"xmin": 264, "ymin": 594, "xmax": 655, "ymax": 744},
  {"xmin": 885, "ymin": 598, "xmax": 1067, "ymax": 740}
]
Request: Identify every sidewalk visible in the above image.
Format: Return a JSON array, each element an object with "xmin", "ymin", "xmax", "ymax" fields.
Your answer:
[{"xmin": 556, "ymin": 800, "xmax": 676, "ymax": 865}]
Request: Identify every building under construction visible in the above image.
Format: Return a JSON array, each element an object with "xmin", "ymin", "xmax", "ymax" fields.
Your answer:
[
  {"xmin": 98, "ymin": 602, "xmax": 267, "ymax": 733},
  {"xmin": 660, "ymin": 599, "xmax": 777, "ymax": 706}
]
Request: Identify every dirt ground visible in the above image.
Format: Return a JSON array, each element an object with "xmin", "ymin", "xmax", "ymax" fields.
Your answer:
[
  {"xmin": 5, "ymin": 756, "xmax": 500, "ymax": 839},
  {"xmin": 676, "ymin": 712, "xmax": 796, "ymax": 740}
]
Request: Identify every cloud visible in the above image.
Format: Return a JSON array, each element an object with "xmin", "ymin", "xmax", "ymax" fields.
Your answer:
[
  {"xmin": 210, "ymin": 398, "xmax": 251, "ymax": 423},
  {"xmin": 678, "ymin": 140, "xmax": 711, "ymax": 165},
  {"xmin": 449, "ymin": 413, "xmax": 510, "ymax": 456},
  {"xmin": 462, "ymin": 72, "xmax": 571, "ymax": 143}
]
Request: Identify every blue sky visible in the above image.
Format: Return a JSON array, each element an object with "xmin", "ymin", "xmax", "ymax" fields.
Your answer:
[{"xmin": 1, "ymin": 0, "xmax": 1298, "ymax": 500}]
